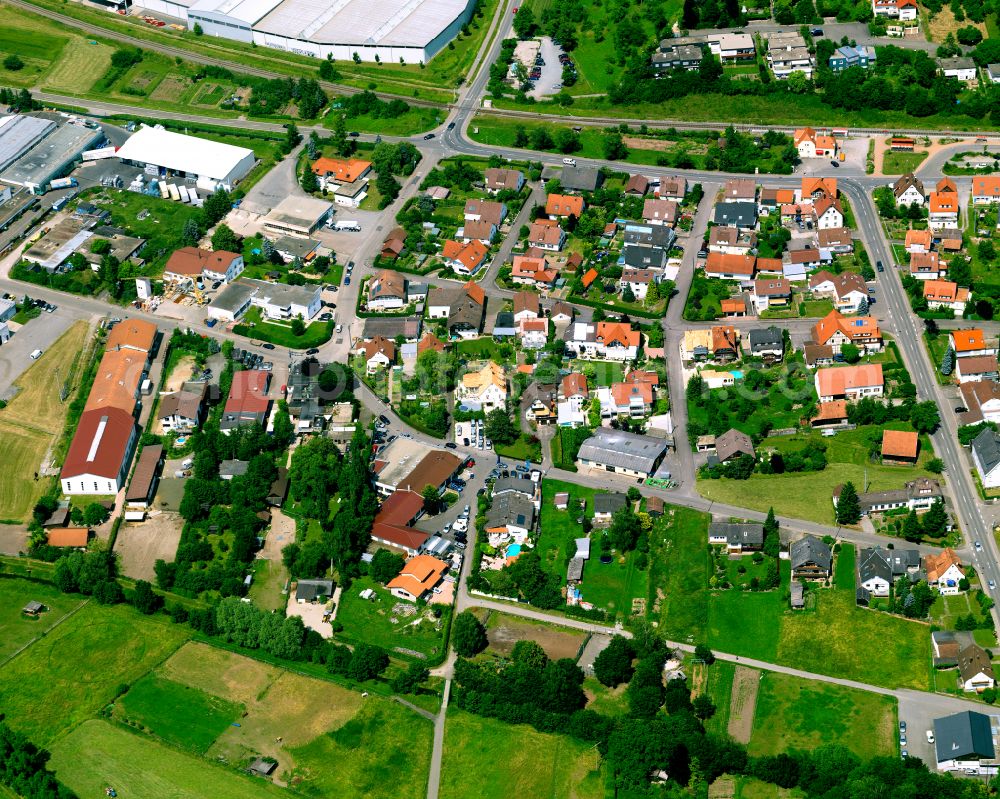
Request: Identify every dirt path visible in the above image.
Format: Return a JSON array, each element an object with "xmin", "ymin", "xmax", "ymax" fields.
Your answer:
[
  {"xmin": 261, "ymin": 508, "xmax": 296, "ymax": 561},
  {"xmin": 727, "ymin": 666, "xmax": 761, "ymax": 745}
]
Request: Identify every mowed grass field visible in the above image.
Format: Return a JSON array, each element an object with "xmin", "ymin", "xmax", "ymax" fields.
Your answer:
[
  {"xmin": 0, "ymin": 5, "xmax": 112, "ymax": 94},
  {"xmin": 748, "ymin": 673, "xmax": 897, "ymax": 759},
  {"xmin": 50, "ymin": 721, "xmax": 286, "ymax": 799},
  {"xmin": 0, "ymin": 603, "xmax": 190, "ymax": 744},
  {"xmin": 0, "ymin": 321, "xmax": 90, "ymax": 522},
  {"xmin": 439, "ymin": 710, "xmax": 604, "ymax": 799},
  {"xmin": 0, "ymin": 578, "xmax": 85, "ymax": 663}
]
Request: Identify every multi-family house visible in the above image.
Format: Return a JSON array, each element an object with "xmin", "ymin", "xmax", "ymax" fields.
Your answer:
[
  {"xmin": 811, "ymin": 309, "xmax": 883, "ymax": 352},
  {"xmin": 893, "ymin": 173, "xmax": 925, "ymax": 206},
  {"xmin": 814, "ymin": 364, "xmax": 884, "ymax": 402},
  {"xmin": 566, "ymin": 321, "xmax": 641, "ymax": 361},
  {"xmin": 808, "ymin": 271, "xmax": 869, "ymax": 314}
]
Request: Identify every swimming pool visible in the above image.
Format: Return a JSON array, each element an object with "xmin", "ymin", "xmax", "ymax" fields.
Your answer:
[
  {"xmin": 507, "ymin": 544, "xmax": 522, "ymax": 557},
  {"xmin": 730, "ymin": 370, "xmax": 744, "ymax": 379}
]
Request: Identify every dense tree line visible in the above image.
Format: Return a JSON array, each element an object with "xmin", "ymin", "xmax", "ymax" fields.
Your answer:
[
  {"xmin": 246, "ymin": 77, "xmax": 328, "ymax": 119},
  {"xmin": 341, "ymin": 90, "xmax": 413, "ymax": 120},
  {"xmin": 0, "ymin": 720, "xmax": 76, "ymax": 799}
]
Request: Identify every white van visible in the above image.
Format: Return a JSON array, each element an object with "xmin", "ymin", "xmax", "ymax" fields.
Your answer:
[
  {"xmin": 562, "ymin": 157, "xmax": 577, "ymax": 166},
  {"xmin": 29, "ymin": 349, "xmax": 43, "ymax": 360}
]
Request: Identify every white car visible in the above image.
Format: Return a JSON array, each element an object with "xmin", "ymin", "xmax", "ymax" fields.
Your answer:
[
  {"xmin": 926, "ymin": 730, "xmax": 935, "ymax": 744},
  {"xmin": 453, "ymin": 519, "xmax": 468, "ymax": 533}
]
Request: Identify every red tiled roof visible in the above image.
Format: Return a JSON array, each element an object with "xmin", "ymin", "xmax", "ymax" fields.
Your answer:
[{"xmin": 60, "ymin": 407, "xmax": 135, "ymax": 480}]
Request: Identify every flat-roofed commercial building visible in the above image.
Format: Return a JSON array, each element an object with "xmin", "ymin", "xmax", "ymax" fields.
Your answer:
[
  {"xmin": 0, "ymin": 122, "xmax": 102, "ymax": 194},
  {"xmin": 116, "ymin": 126, "xmax": 256, "ymax": 192},
  {"xmin": 576, "ymin": 427, "xmax": 668, "ymax": 479}
]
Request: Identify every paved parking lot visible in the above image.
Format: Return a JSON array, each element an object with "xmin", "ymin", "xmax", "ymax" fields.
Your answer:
[{"xmin": 896, "ymin": 689, "xmax": 998, "ymax": 767}]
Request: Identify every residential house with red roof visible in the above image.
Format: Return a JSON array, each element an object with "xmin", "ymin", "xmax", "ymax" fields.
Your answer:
[
  {"xmin": 811, "ymin": 309, "xmax": 883, "ymax": 352},
  {"xmin": 815, "ymin": 364, "xmax": 884, "ymax": 402},
  {"xmin": 923, "ymin": 279, "xmax": 969, "ymax": 315}
]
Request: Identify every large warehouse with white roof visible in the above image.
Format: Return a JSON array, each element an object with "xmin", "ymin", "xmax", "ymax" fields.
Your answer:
[
  {"xmin": 132, "ymin": 0, "xmax": 477, "ymax": 63},
  {"xmin": 115, "ymin": 126, "xmax": 256, "ymax": 191}
]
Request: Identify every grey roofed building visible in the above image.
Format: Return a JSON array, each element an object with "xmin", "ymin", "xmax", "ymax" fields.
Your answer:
[
  {"xmin": 715, "ymin": 428, "xmax": 755, "ymax": 463},
  {"xmin": 708, "ymin": 522, "xmax": 764, "ymax": 549},
  {"xmin": 491, "ymin": 475, "xmax": 536, "ymax": 501},
  {"xmin": 790, "ymin": 535, "xmax": 832, "ymax": 577},
  {"xmin": 295, "ymin": 579, "xmax": 334, "ymax": 602},
  {"xmin": 492, "ymin": 311, "xmax": 516, "ymax": 337},
  {"xmin": 219, "ymin": 459, "xmax": 249, "ymax": 479},
  {"xmin": 568, "ymin": 557, "xmax": 586, "ymax": 582},
  {"xmin": 972, "ymin": 426, "xmax": 1000, "ymax": 476},
  {"xmin": 621, "ymin": 245, "xmax": 667, "ymax": 270},
  {"xmin": 593, "ymin": 492, "xmax": 628, "ymax": 517},
  {"xmin": 0, "ymin": 116, "xmax": 56, "ymax": 172},
  {"xmin": 934, "ymin": 711, "xmax": 996, "ymax": 764},
  {"xmin": 575, "ymin": 537, "xmax": 591, "ymax": 559},
  {"xmin": 362, "ymin": 315, "xmax": 422, "ymax": 341},
  {"xmin": 791, "ymin": 581, "xmax": 805, "ymax": 608},
  {"xmin": 747, "ymin": 326, "xmax": 784, "ymax": 356},
  {"xmin": 858, "ymin": 547, "xmax": 892, "ymax": 587},
  {"xmin": 560, "ymin": 166, "xmax": 603, "ymax": 192},
  {"xmin": 486, "ymin": 493, "xmax": 535, "ymax": 531},
  {"xmin": 249, "ymin": 758, "xmax": 277, "ymax": 777},
  {"xmin": 577, "ymin": 428, "xmax": 668, "ymax": 477},
  {"xmin": 859, "ymin": 546, "xmax": 921, "ymax": 580},
  {"xmin": 958, "ymin": 644, "xmax": 995, "ymax": 686},
  {"xmin": 210, "ymin": 279, "xmax": 256, "ymax": 318},
  {"xmin": 624, "ymin": 223, "xmax": 676, "ymax": 250},
  {"xmin": 938, "ymin": 56, "xmax": 976, "ymax": 72},
  {"xmin": 713, "ymin": 201, "xmax": 757, "ymax": 228}
]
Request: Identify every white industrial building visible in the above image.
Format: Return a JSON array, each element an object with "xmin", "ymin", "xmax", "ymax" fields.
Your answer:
[
  {"xmin": 131, "ymin": 0, "xmax": 477, "ymax": 63},
  {"xmin": 115, "ymin": 126, "xmax": 256, "ymax": 191},
  {"xmin": 0, "ymin": 117, "xmax": 102, "ymax": 194},
  {"xmin": 207, "ymin": 277, "xmax": 322, "ymax": 323}
]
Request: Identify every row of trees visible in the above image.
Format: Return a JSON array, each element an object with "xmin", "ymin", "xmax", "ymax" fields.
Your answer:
[{"xmin": 0, "ymin": 720, "xmax": 76, "ymax": 799}]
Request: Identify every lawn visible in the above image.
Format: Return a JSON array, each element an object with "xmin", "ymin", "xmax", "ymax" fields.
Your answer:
[
  {"xmin": 114, "ymin": 673, "xmax": 242, "ymax": 754},
  {"xmin": 494, "ymin": 434, "xmax": 541, "ymax": 464},
  {"xmin": 287, "ymin": 700, "xmax": 433, "ymax": 799},
  {"xmin": 583, "ymin": 677, "xmax": 630, "ymax": 717},
  {"xmin": 49, "ymin": 721, "xmax": 286, "ymax": 799},
  {"xmin": 334, "ymin": 576, "xmax": 448, "ymax": 660},
  {"xmin": 698, "ymin": 424, "xmax": 939, "ymax": 525},
  {"xmin": 648, "ymin": 506, "xmax": 712, "ymax": 643},
  {"xmin": 800, "ymin": 298, "xmax": 835, "ymax": 317},
  {"xmin": 0, "ymin": 320, "xmax": 89, "ymax": 522},
  {"xmin": 325, "ymin": 103, "xmax": 442, "ymax": 136},
  {"xmin": 882, "ymin": 150, "xmax": 929, "ymax": 175},
  {"xmin": 248, "ymin": 559, "xmax": 288, "ymax": 612},
  {"xmin": 158, "ymin": 641, "xmax": 280, "ymax": 706},
  {"xmin": 0, "ymin": 578, "xmax": 85, "ymax": 663},
  {"xmin": 701, "ymin": 659, "xmax": 736, "ymax": 738},
  {"xmin": 454, "ymin": 338, "xmax": 504, "ymax": 360},
  {"xmin": 580, "ymin": 360, "xmax": 624, "ymax": 386},
  {"xmin": 537, "ymin": 479, "xmax": 594, "ymax": 580},
  {"xmin": 0, "ymin": 4, "xmax": 67, "ymax": 87},
  {"xmin": 439, "ymin": 710, "xmax": 604, "ymax": 799},
  {"xmin": 0, "ymin": 603, "xmax": 189, "ymax": 744},
  {"xmin": 749, "ymin": 672, "xmax": 897, "ymax": 759},
  {"xmin": 233, "ymin": 307, "xmax": 334, "ymax": 349},
  {"xmin": 579, "ymin": 549, "xmax": 648, "ymax": 618}
]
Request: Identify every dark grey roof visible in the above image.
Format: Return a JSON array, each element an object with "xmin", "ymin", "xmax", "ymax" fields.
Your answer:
[
  {"xmin": 973, "ymin": 428, "xmax": 1000, "ymax": 476},
  {"xmin": 934, "ymin": 711, "xmax": 996, "ymax": 763},
  {"xmin": 958, "ymin": 644, "xmax": 995, "ymax": 685},
  {"xmin": 362, "ymin": 316, "xmax": 422, "ymax": 341},
  {"xmin": 713, "ymin": 201, "xmax": 757, "ymax": 227},
  {"xmin": 858, "ymin": 547, "xmax": 892, "ymax": 585},
  {"xmin": 748, "ymin": 327, "xmax": 783, "ymax": 349},
  {"xmin": 790, "ymin": 535, "xmax": 832, "ymax": 572},
  {"xmin": 624, "ymin": 224, "xmax": 676, "ymax": 249},
  {"xmin": 486, "ymin": 493, "xmax": 535, "ymax": 530},
  {"xmin": 709, "ymin": 522, "xmax": 764, "ymax": 547},
  {"xmin": 295, "ymin": 579, "xmax": 334, "ymax": 602},
  {"xmin": 219, "ymin": 459, "xmax": 249, "ymax": 478},
  {"xmin": 621, "ymin": 245, "xmax": 667, "ymax": 269},
  {"xmin": 567, "ymin": 557, "xmax": 585, "ymax": 582},
  {"xmin": 492, "ymin": 475, "xmax": 536, "ymax": 499},
  {"xmin": 855, "ymin": 478, "xmax": 943, "ymax": 513},
  {"xmin": 560, "ymin": 166, "xmax": 602, "ymax": 192},
  {"xmin": 593, "ymin": 492, "xmax": 627, "ymax": 515},
  {"xmin": 577, "ymin": 428, "xmax": 667, "ymax": 474}
]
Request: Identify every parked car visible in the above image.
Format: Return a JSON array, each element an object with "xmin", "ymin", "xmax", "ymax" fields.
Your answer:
[
  {"xmin": 926, "ymin": 730, "xmax": 935, "ymax": 744},
  {"xmin": 262, "ymin": 343, "xmax": 276, "ymax": 350},
  {"xmin": 445, "ymin": 442, "xmax": 458, "ymax": 449},
  {"xmin": 423, "ymin": 133, "xmax": 435, "ymax": 140},
  {"xmin": 306, "ymin": 347, "xmax": 320, "ymax": 355}
]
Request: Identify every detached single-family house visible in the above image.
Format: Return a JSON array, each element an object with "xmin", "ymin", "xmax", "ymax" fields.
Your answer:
[
  {"xmin": 893, "ymin": 173, "xmax": 926, "ymax": 207},
  {"xmin": 971, "ymin": 176, "xmax": 1000, "ymax": 205},
  {"xmin": 484, "ymin": 168, "xmax": 524, "ymax": 194},
  {"xmin": 960, "ymin": 379, "xmax": 1000, "ymax": 425},
  {"xmin": 904, "ymin": 228, "xmax": 933, "ymax": 254},
  {"xmin": 426, "ymin": 282, "xmax": 486, "ymax": 339},
  {"xmin": 367, "ymin": 269, "xmax": 408, "ymax": 311},
  {"xmin": 721, "ymin": 178, "xmax": 757, "ymax": 202},
  {"xmin": 751, "ymin": 278, "xmax": 792, "ymax": 313},
  {"xmin": 528, "ymin": 220, "xmax": 566, "ymax": 252},
  {"xmin": 818, "ymin": 227, "xmax": 853, "ymax": 254},
  {"xmin": 938, "ymin": 56, "xmax": 977, "ymax": 82},
  {"xmin": 712, "ymin": 325, "xmax": 740, "ymax": 361},
  {"xmin": 929, "ymin": 181, "xmax": 960, "ymax": 229},
  {"xmin": 958, "ymin": 645, "xmax": 996, "ymax": 692},
  {"xmin": 511, "ymin": 255, "xmax": 558, "ymax": 288},
  {"xmin": 811, "ymin": 309, "xmax": 883, "ymax": 353},
  {"xmin": 815, "ymin": 363, "xmax": 884, "ymax": 402},
  {"xmin": 441, "ymin": 240, "xmax": 489, "ymax": 275},
  {"xmin": 923, "ymin": 279, "xmax": 970, "ymax": 316},
  {"xmin": 714, "ymin": 201, "xmax": 757, "ymax": 229},
  {"xmin": 955, "ymin": 355, "xmax": 999, "ymax": 384},
  {"xmin": 709, "ymin": 227, "xmax": 756, "ymax": 256},
  {"xmin": 708, "ymin": 522, "xmax": 764, "ymax": 553},
  {"xmin": 972, "ymin": 427, "xmax": 1000, "ymax": 489},
  {"xmin": 642, "ymin": 198, "xmax": 678, "ymax": 226},
  {"xmin": 359, "ymin": 336, "xmax": 396, "ymax": 373},
  {"xmin": 746, "ymin": 326, "xmax": 784, "ymax": 361},
  {"xmin": 872, "ymin": 0, "xmax": 917, "ymax": 18},
  {"xmin": 715, "ymin": 428, "xmax": 755, "ymax": 463},
  {"xmin": 808, "ymin": 271, "xmax": 870, "ymax": 314},
  {"xmin": 910, "ymin": 251, "xmax": 943, "ymax": 280},
  {"xmin": 566, "ymin": 321, "xmax": 641, "ymax": 361},
  {"xmin": 624, "ymin": 174, "xmax": 650, "ymax": 195},
  {"xmin": 593, "ymin": 492, "xmax": 627, "ymax": 524},
  {"xmin": 828, "ymin": 44, "xmax": 876, "ymax": 71},
  {"xmin": 387, "ymin": 555, "xmax": 449, "ymax": 602},
  {"xmin": 705, "ymin": 252, "xmax": 756, "ymax": 281},
  {"xmin": 925, "ymin": 548, "xmax": 965, "ymax": 595},
  {"xmin": 814, "ymin": 198, "xmax": 845, "ymax": 230},
  {"xmin": 457, "ymin": 361, "xmax": 507, "ymax": 411},
  {"xmin": 485, "ymin": 494, "xmax": 535, "ymax": 544},
  {"xmin": 794, "ymin": 127, "xmax": 837, "ymax": 159},
  {"xmin": 660, "ymin": 176, "xmax": 688, "ymax": 201},
  {"xmin": 158, "ymin": 385, "xmax": 208, "ymax": 433},
  {"xmin": 790, "ymin": 536, "xmax": 832, "ymax": 580},
  {"xmin": 546, "ymin": 194, "xmax": 585, "ymax": 219}
]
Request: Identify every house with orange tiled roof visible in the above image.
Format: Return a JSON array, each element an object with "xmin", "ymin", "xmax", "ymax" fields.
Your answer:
[
  {"xmin": 705, "ymin": 252, "xmax": 756, "ymax": 281},
  {"xmin": 357, "ymin": 336, "xmax": 395, "ymax": 373},
  {"xmin": 546, "ymin": 194, "xmax": 585, "ymax": 218},
  {"xmin": 581, "ymin": 267, "xmax": 599, "ymax": 289},
  {"xmin": 441, "ymin": 239, "xmax": 489, "ymax": 275},
  {"xmin": 923, "ymin": 279, "xmax": 969, "ymax": 315},
  {"xmin": 814, "ymin": 197, "xmax": 844, "ymax": 230},
  {"xmin": 311, "ymin": 157, "xmax": 372, "ymax": 187},
  {"xmin": 928, "ymin": 181, "xmax": 960, "ymax": 229},
  {"xmin": 925, "ymin": 548, "xmax": 964, "ymax": 595},
  {"xmin": 882, "ymin": 429, "xmax": 919, "ymax": 464},
  {"xmin": 511, "ymin": 255, "xmax": 558, "ymax": 288},
  {"xmin": 972, "ymin": 176, "xmax": 1000, "ymax": 205},
  {"xmin": 794, "ymin": 128, "xmax": 837, "ymax": 159},
  {"xmin": 904, "ymin": 228, "xmax": 933, "ymax": 254},
  {"xmin": 811, "ymin": 309, "xmax": 883, "ymax": 353},
  {"xmin": 711, "ymin": 325, "xmax": 740, "ymax": 361},
  {"xmin": 801, "ymin": 177, "xmax": 837, "ymax": 201},
  {"xmin": 721, "ymin": 296, "xmax": 750, "ymax": 318},
  {"xmin": 566, "ymin": 320, "xmax": 640, "ymax": 361},
  {"xmin": 949, "ymin": 329, "xmax": 996, "ymax": 359},
  {"xmin": 815, "ymin": 364, "xmax": 884, "ymax": 402},
  {"xmin": 417, "ymin": 332, "xmax": 446, "ymax": 354},
  {"xmin": 387, "ymin": 554, "xmax": 450, "ymax": 602},
  {"xmin": 811, "ymin": 400, "xmax": 849, "ymax": 428}
]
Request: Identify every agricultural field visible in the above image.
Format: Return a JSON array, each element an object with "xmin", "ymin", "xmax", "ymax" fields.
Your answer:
[
  {"xmin": 0, "ymin": 579, "xmax": 85, "ymax": 663},
  {"xmin": 698, "ymin": 424, "xmax": 939, "ymax": 525},
  {"xmin": 50, "ymin": 721, "xmax": 286, "ymax": 799},
  {"xmin": 439, "ymin": 710, "xmax": 604, "ymax": 799},
  {"xmin": 0, "ymin": 602, "xmax": 190, "ymax": 744},
  {"xmin": 0, "ymin": 321, "xmax": 90, "ymax": 522}
]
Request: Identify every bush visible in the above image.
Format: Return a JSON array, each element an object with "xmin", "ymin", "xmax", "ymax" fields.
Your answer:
[{"xmin": 3, "ymin": 55, "xmax": 25, "ymax": 72}]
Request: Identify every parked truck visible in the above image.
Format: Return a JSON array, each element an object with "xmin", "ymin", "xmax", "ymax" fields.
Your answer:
[
  {"xmin": 332, "ymin": 220, "xmax": 361, "ymax": 232},
  {"xmin": 49, "ymin": 177, "xmax": 78, "ymax": 190}
]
